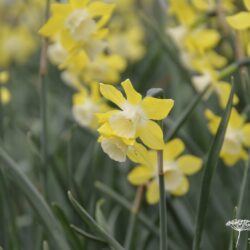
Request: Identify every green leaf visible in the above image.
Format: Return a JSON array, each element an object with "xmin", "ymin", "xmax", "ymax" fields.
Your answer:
[
  {"xmin": 95, "ymin": 199, "xmax": 110, "ymax": 234},
  {"xmin": 0, "ymin": 147, "xmax": 71, "ymax": 250},
  {"xmin": 192, "ymin": 84, "xmax": 235, "ymax": 250},
  {"xmin": 68, "ymin": 191, "xmax": 125, "ymax": 250},
  {"xmin": 95, "ymin": 181, "xmax": 159, "ymax": 236},
  {"xmin": 70, "ymin": 224, "xmax": 107, "ymax": 244},
  {"xmin": 52, "ymin": 203, "xmax": 83, "ymax": 250}
]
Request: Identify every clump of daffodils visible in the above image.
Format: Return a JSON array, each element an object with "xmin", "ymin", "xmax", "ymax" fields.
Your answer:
[
  {"xmin": 166, "ymin": 0, "xmax": 238, "ymax": 109},
  {"xmin": 205, "ymin": 108, "xmax": 250, "ymax": 166},
  {"xmin": 39, "ymin": 0, "xmax": 146, "ymax": 131},
  {"xmin": 97, "ymin": 79, "xmax": 202, "ymax": 203}
]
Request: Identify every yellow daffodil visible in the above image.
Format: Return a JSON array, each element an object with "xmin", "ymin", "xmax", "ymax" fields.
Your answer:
[
  {"xmin": 192, "ymin": 70, "xmax": 238, "ymax": 108},
  {"xmin": 0, "ymin": 26, "xmax": 36, "ymax": 66},
  {"xmin": 72, "ymin": 84, "xmax": 109, "ymax": 129},
  {"xmin": 0, "ymin": 88, "xmax": 11, "ymax": 105},
  {"xmin": 39, "ymin": 0, "xmax": 115, "ymax": 59},
  {"xmin": 226, "ymin": 0, "xmax": 250, "ymax": 30},
  {"xmin": 98, "ymin": 79, "xmax": 174, "ymax": 150},
  {"xmin": 205, "ymin": 108, "xmax": 250, "ymax": 166},
  {"xmin": 127, "ymin": 139, "xmax": 202, "ymax": 204}
]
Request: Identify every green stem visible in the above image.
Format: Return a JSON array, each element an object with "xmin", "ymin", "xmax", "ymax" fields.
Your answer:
[
  {"xmin": 124, "ymin": 186, "xmax": 143, "ymax": 250},
  {"xmin": 236, "ymin": 159, "xmax": 250, "ymax": 219},
  {"xmin": 39, "ymin": 0, "xmax": 50, "ymax": 199},
  {"xmin": 158, "ymin": 150, "xmax": 167, "ymax": 250}
]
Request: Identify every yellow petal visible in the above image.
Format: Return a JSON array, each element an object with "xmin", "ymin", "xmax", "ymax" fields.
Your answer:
[
  {"xmin": 244, "ymin": 0, "xmax": 250, "ymax": 11},
  {"xmin": 96, "ymin": 110, "xmax": 117, "ymax": 124},
  {"xmin": 97, "ymin": 122, "xmax": 114, "ymax": 137},
  {"xmin": 226, "ymin": 12, "xmax": 250, "ymax": 30},
  {"xmin": 146, "ymin": 179, "xmax": 160, "ymax": 204},
  {"xmin": 109, "ymin": 112, "xmax": 136, "ymax": 138},
  {"xmin": 229, "ymin": 108, "xmax": 244, "ymax": 129},
  {"xmin": 127, "ymin": 142, "xmax": 150, "ymax": 164},
  {"xmin": 73, "ymin": 89, "xmax": 87, "ymax": 105},
  {"xmin": 38, "ymin": 16, "xmax": 64, "ymax": 37},
  {"xmin": 0, "ymin": 71, "xmax": 9, "ymax": 84},
  {"xmin": 242, "ymin": 124, "xmax": 250, "ymax": 147},
  {"xmin": 215, "ymin": 82, "xmax": 239, "ymax": 109},
  {"xmin": 247, "ymin": 41, "xmax": 250, "ymax": 57},
  {"xmin": 221, "ymin": 150, "xmax": 247, "ymax": 167},
  {"xmin": 99, "ymin": 83, "xmax": 126, "ymax": 108},
  {"xmin": 100, "ymin": 137, "xmax": 128, "ymax": 162},
  {"xmin": 87, "ymin": 2, "xmax": 115, "ymax": 17},
  {"xmin": 177, "ymin": 155, "xmax": 202, "ymax": 175},
  {"xmin": 163, "ymin": 138, "xmax": 185, "ymax": 161},
  {"xmin": 141, "ymin": 97, "xmax": 174, "ymax": 120},
  {"xmin": 171, "ymin": 176, "xmax": 189, "ymax": 196},
  {"xmin": 205, "ymin": 109, "xmax": 220, "ymax": 135},
  {"xmin": 138, "ymin": 121, "xmax": 164, "ymax": 150},
  {"xmin": 121, "ymin": 79, "xmax": 141, "ymax": 104},
  {"xmin": 1, "ymin": 88, "xmax": 11, "ymax": 105},
  {"xmin": 128, "ymin": 165, "xmax": 154, "ymax": 185}
]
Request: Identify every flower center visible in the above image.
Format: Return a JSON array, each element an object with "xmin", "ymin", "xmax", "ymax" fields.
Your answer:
[{"xmin": 65, "ymin": 9, "xmax": 96, "ymax": 41}]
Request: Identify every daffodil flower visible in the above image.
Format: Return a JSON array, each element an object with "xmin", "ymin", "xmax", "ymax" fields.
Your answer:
[
  {"xmin": 205, "ymin": 108, "xmax": 250, "ymax": 166},
  {"xmin": 39, "ymin": 0, "xmax": 115, "ymax": 57},
  {"xmin": 72, "ymin": 84, "xmax": 109, "ymax": 129},
  {"xmin": 98, "ymin": 79, "xmax": 174, "ymax": 150},
  {"xmin": 127, "ymin": 139, "xmax": 202, "ymax": 204},
  {"xmin": 192, "ymin": 70, "xmax": 239, "ymax": 108},
  {"xmin": 227, "ymin": 0, "xmax": 250, "ymax": 30}
]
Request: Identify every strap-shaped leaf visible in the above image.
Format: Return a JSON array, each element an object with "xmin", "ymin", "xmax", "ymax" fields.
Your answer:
[
  {"xmin": 52, "ymin": 203, "xmax": 82, "ymax": 250},
  {"xmin": 192, "ymin": 84, "xmax": 234, "ymax": 250},
  {"xmin": 0, "ymin": 147, "xmax": 71, "ymax": 250},
  {"xmin": 68, "ymin": 191, "xmax": 125, "ymax": 250},
  {"xmin": 70, "ymin": 224, "xmax": 107, "ymax": 244}
]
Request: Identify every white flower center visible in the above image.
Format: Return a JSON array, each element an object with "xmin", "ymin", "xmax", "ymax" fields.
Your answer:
[
  {"xmin": 101, "ymin": 137, "xmax": 128, "ymax": 162},
  {"xmin": 163, "ymin": 161, "xmax": 182, "ymax": 191},
  {"xmin": 223, "ymin": 127, "xmax": 244, "ymax": 154},
  {"xmin": 73, "ymin": 98, "xmax": 99, "ymax": 127},
  {"xmin": 109, "ymin": 102, "xmax": 147, "ymax": 138},
  {"xmin": 65, "ymin": 9, "xmax": 96, "ymax": 41}
]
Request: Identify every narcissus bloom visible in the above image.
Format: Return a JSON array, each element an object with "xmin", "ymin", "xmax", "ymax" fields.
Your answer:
[
  {"xmin": 127, "ymin": 139, "xmax": 202, "ymax": 204},
  {"xmin": 226, "ymin": 0, "xmax": 250, "ymax": 30},
  {"xmin": 39, "ymin": 0, "xmax": 115, "ymax": 58},
  {"xmin": 72, "ymin": 84, "xmax": 109, "ymax": 129},
  {"xmin": 98, "ymin": 79, "xmax": 174, "ymax": 150},
  {"xmin": 205, "ymin": 108, "xmax": 250, "ymax": 166},
  {"xmin": 192, "ymin": 70, "xmax": 238, "ymax": 108}
]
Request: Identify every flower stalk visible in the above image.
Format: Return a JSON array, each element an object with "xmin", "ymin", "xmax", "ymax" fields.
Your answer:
[
  {"xmin": 157, "ymin": 149, "xmax": 167, "ymax": 250},
  {"xmin": 124, "ymin": 186, "xmax": 144, "ymax": 250},
  {"xmin": 38, "ymin": 0, "xmax": 50, "ymax": 199}
]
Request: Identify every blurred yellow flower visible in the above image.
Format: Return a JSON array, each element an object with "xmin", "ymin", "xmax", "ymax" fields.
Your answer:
[
  {"xmin": 226, "ymin": 0, "xmax": 250, "ymax": 30},
  {"xmin": 98, "ymin": 79, "xmax": 174, "ymax": 150},
  {"xmin": 72, "ymin": 83, "xmax": 109, "ymax": 129},
  {"xmin": 205, "ymin": 108, "xmax": 250, "ymax": 166},
  {"xmin": 0, "ymin": 71, "xmax": 9, "ymax": 84},
  {"xmin": 0, "ymin": 26, "xmax": 36, "ymax": 66},
  {"xmin": 128, "ymin": 139, "xmax": 202, "ymax": 204},
  {"xmin": 39, "ymin": 0, "xmax": 115, "ymax": 59},
  {"xmin": 192, "ymin": 71, "xmax": 238, "ymax": 108}
]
